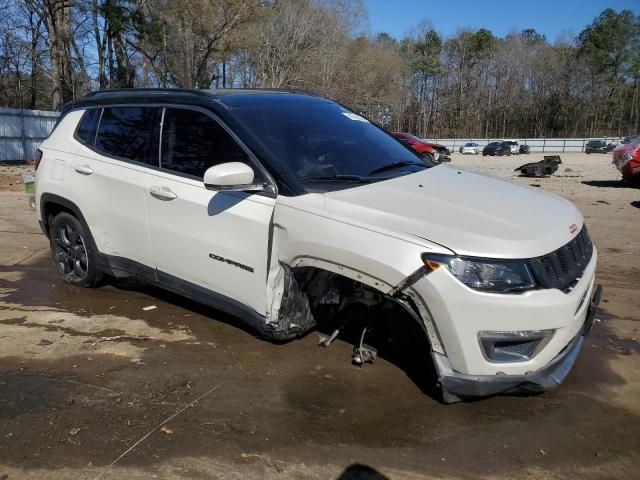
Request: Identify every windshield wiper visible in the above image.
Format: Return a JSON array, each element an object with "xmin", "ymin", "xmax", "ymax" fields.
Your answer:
[
  {"xmin": 367, "ymin": 161, "xmax": 424, "ymax": 176},
  {"xmin": 300, "ymin": 175, "xmax": 371, "ymax": 183}
]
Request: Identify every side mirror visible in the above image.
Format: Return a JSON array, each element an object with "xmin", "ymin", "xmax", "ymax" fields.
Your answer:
[{"xmin": 203, "ymin": 162, "xmax": 261, "ymax": 191}]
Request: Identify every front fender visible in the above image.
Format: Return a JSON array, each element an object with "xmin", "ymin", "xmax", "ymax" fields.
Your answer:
[{"xmin": 271, "ymin": 196, "xmax": 451, "ymax": 294}]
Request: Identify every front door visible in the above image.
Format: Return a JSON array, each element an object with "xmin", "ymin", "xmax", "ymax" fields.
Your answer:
[{"xmin": 144, "ymin": 107, "xmax": 275, "ymax": 316}]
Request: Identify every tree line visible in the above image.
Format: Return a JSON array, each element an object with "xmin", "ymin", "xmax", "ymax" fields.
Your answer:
[{"xmin": 1, "ymin": 0, "xmax": 638, "ymax": 138}]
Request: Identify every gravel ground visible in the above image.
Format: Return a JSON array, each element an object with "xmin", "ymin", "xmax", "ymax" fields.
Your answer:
[{"xmin": 0, "ymin": 152, "xmax": 638, "ymax": 480}]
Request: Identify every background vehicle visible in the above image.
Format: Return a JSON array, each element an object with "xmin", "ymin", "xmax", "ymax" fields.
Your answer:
[
  {"xmin": 612, "ymin": 137, "xmax": 640, "ymax": 184},
  {"xmin": 459, "ymin": 142, "xmax": 481, "ymax": 154},
  {"xmin": 621, "ymin": 136, "xmax": 639, "ymax": 144},
  {"xmin": 503, "ymin": 140, "xmax": 519, "ymax": 154},
  {"xmin": 585, "ymin": 140, "xmax": 608, "ymax": 153},
  {"xmin": 482, "ymin": 141, "xmax": 511, "ymax": 156},
  {"xmin": 392, "ymin": 132, "xmax": 450, "ymax": 162},
  {"xmin": 430, "ymin": 142, "xmax": 452, "ymax": 162},
  {"xmin": 519, "ymin": 144, "xmax": 530, "ymax": 154}
]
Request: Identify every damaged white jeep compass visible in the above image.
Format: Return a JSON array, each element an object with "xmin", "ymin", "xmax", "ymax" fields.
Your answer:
[{"xmin": 35, "ymin": 89, "xmax": 601, "ymax": 402}]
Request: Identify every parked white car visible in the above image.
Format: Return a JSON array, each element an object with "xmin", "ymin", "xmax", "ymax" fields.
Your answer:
[
  {"xmin": 503, "ymin": 140, "xmax": 520, "ymax": 154},
  {"xmin": 459, "ymin": 142, "xmax": 481, "ymax": 155},
  {"xmin": 35, "ymin": 89, "xmax": 601, "ymax": 403}
]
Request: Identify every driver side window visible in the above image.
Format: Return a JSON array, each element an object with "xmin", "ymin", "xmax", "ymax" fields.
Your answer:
[{"xmin": 160, "ymin": 108, "xmax": 257, "ymax": 180}]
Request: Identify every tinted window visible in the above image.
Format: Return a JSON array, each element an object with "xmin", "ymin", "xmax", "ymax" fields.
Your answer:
[
  {"xmin": 232, "ymin": 101, "xmax": 430, "ymax": 187},
  {"xmin": 95, "ymin": 107, "xmax": 157, "ymax": 164},
  {"xmin": 76, "ymin": 108, "xmax": 101, "ymax": 145},
  {"xmin": 161, "ymin": 108, "xmax": 253, "ymax": 179}
]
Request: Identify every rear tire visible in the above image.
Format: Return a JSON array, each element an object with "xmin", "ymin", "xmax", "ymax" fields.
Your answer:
[{"xmin": 49, "ymin": 212, "xmax": 102, "ymax": 287}]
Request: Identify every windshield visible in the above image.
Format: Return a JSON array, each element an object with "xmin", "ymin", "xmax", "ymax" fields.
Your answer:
[
  {"xmin": 232, "ymin": 100, "xmax": 432, "ymax": 190},
  {"xmin": 488, "ymin": 142, "xmax": 501, "ymax": 146}
]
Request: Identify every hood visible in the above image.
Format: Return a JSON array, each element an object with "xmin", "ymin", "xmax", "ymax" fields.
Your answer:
[{"xmin": 322, "ymin": 166, "xmax": 583, "ymax": 259}]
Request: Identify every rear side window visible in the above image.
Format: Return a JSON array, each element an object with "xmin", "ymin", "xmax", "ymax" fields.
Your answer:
[
  {"xmin": 95, "ymin": 107, "xmax": 157, "ymax": 165},
  {"xmin": 160, "ymin": 108, "xmax": 253, "ymax": 179},
  {"xmin": 76, "ymin": 108, "xmax": 101, "ymax": 145}
]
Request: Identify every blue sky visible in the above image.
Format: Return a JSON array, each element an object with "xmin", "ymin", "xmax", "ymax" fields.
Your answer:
[{"xmin": 364, "ymin": 0, "xmax": 640, "ymax": 42}]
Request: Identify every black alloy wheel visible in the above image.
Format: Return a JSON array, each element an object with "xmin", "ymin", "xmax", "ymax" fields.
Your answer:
[{"xmin": 49, "ymin": 212, "xmax": 102, "ymax": 287}]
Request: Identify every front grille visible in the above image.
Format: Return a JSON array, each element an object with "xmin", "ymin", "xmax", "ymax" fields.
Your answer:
[{"xmin": 528, "ymin": 226, "xmax": 593, "ymax": 292}]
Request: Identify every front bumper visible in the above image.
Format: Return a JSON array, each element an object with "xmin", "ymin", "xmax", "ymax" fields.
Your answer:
[{"xmin": 434, "ymin": 284, "xmax": 602, "ymax": 400}]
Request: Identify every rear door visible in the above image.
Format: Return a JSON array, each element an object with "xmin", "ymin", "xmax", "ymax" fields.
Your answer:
[
  {"xmin": 70, "ymin": 106, "xmax": 160, "ymax": 270},
  {"xmin": 144, "ymin": 106, "xmax": 276, "ymax": 316}
]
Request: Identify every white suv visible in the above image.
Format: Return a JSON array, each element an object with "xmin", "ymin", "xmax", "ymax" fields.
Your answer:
[{"xmin": 35, "ymin": 89, "xmax": 601, "ymax": 402}]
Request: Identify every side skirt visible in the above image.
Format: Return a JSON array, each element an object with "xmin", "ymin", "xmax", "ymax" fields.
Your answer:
[{"xmin": 98, "ymin": 253, "xmax": 270, "ymax": 338}]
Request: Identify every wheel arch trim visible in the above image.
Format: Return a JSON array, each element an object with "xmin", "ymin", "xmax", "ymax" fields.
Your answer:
[{"xmin": 40, "ymin": 193, "xmax": 90, "ymax": 238}]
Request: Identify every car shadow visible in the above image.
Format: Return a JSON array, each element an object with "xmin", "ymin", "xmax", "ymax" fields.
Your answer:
[
  {"xmin": 207, "ymin": 191, "xmax": 254, "ymax": 216},
  {"xmin": 106, "ymin": 276, "xmax": 263, "ymax": 339},
  {"xmin": 336, "ymin": 464, "xmax": 390, "ymax": 480},
  {"xmin": 582, "ymin": 180, "xmax": 638, "ymax": 189},
  {"xmin": 313, "ymin": 302, "xmax": 442, "ymax": 401},
  {"xmin": 631, "ymin": 201, "xmax": 640, "ymax": 209}
]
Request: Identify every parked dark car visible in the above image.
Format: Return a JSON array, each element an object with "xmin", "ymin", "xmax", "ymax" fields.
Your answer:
[
  {"xmin": 621, "ymin": 136, "xmax": 639, "ymax": 144},
  {"xmin": 519, "ymin": 144, "xmax": 530, "ymax": 154},
  {"xmin": 482, "ymin": 141, "xmax": 512, "ymax": 156},
  {"xmin": 585, "ymin": 140, "xmax": 608, "ymax": 154}
]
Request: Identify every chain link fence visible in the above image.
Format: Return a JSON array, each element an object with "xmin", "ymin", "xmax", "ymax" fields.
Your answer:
[{"xmin": 423, "ymin": 137, "xmax": 621, "ymax": 153}]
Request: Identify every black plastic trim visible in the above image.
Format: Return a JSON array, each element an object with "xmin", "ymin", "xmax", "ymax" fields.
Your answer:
[
  {"xmin": 40, "ymin": 193, "xmax": 91, "ymax": 238},
  {"xmin": 437, "ymin": 284, "xmax": 602, "ymax": 400},
  {"xmin": 99, "ymin": 253, "xmax": 269, "ymax": 337}
]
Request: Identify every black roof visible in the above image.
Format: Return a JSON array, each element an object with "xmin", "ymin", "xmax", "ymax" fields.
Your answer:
[{"xmin": 66, "ymin": 88, "xmax": 323, "ymax": 111}]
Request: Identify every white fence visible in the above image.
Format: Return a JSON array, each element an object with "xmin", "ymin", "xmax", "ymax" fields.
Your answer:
[
  {"xmin": 0, "ymin": 107, "xmax": 60, "ymax": 162},
  {"xmin": 423, "ymin": 138, "xmax": 620, "ymax": 153}
]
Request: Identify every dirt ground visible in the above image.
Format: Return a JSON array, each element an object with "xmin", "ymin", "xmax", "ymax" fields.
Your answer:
[{"xmin": 0, "ymin": 152, "xmax": 638, "ymax": 480}]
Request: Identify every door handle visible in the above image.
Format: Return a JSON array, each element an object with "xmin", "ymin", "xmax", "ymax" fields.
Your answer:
[
  {"xmin": 150, "ymin": 185, "xmax": 177, "ymax": 201},
  {"xmin": 74, "ymin": 164, "xmax": 94, "ymax": 175}
]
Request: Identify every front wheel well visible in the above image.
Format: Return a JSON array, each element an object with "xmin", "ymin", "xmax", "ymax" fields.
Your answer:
[
  {"xmin": 293, "ymin": 266, "xmax": 440, "ymax": 396},
  {"xmin": 292, "ymin": 266, "xmax": 429, "ymax": 338}
]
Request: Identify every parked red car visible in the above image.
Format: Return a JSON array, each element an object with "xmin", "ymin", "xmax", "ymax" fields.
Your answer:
[
  {"xmin": 612, "ymin": 137, "xmax": 640, "ymax": 184},
  {"xmin": 392, "ymin": 132, "xmax": 451, "ymax": 162}
]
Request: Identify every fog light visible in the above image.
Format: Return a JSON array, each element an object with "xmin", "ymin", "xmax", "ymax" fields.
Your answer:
[{"xmin": 479, "ymin": 330, "xmax": 553, "ymax": 362}]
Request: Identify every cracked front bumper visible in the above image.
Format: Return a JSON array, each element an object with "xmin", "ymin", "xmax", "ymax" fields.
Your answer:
[{"xmin": 434, "ymin": 285, "xmax": 602, "ymax": 400}]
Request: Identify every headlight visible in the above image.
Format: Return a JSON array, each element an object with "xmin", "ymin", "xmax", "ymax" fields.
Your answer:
[{"xmin": 422, "ymin": 254, "xmax": 537, "ymax": 293}]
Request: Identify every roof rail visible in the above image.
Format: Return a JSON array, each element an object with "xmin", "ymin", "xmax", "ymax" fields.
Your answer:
[
  {"xmin": 208, "ymin": 87, "xmax": 319, "ymax": 96},
  {"xmin": 83, "ymin": 88, "xmax": 210, "ymax": 98}
]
